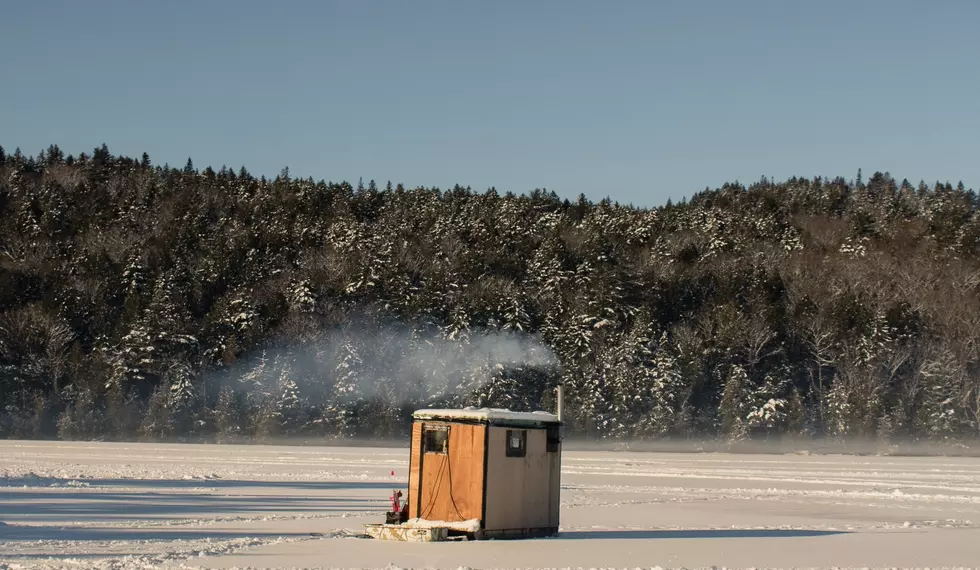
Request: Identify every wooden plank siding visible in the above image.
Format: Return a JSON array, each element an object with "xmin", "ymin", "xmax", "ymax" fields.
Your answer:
[
  {"xmin": 411, "ymin": 421, "xmax": 486, "ymax": 523},
  {"xmin": 407, "ymin": 421, "xmax": 423, "ymax": 519}
]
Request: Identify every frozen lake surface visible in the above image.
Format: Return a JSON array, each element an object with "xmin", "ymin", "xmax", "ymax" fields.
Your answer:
[{"xmin": 2, "ymin": 440, "xmax": 980, "ymax": 569}]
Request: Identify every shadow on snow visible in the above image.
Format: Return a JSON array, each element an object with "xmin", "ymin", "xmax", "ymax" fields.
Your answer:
[
  {"xmin": 0, "ymin": 477, "xmax": 391, "ymax": 523},
  {"xmin": 556, "ymin": 529, "xmax": 848, "ymax": 540},
  {"xmin": 0, "ymin": 524, "xmax": 313, "ymax": 542},
  {"xmin": 0, "ymin": 477, "xmax": 396, "ymax": 491}
]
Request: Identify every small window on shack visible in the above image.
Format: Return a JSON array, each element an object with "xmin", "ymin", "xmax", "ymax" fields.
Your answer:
[
  {"xmin": 423, "ymin": 426, "xmax": 449, "ymax": 454},
  {"xmin": 506, "ymin": 429, "xmax": 527, "ymax": 457}
]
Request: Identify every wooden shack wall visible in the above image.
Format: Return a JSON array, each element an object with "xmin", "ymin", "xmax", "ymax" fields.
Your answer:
[
  {"xmin": 547, "ymin": 434, "xmax": 561, "ymax": 528},
  {"xmin": 409, "ymin": 421, "xmax": 486, "ymax": 523},
  {"xmin": 407, "ymin": 421, "xmax": 423, "ymax": 519},
  {"xmin": 483, "ymin": 426, "xmax": 558, "ymax": 531}
]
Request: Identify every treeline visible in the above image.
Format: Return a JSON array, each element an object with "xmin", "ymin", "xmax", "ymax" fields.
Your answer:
[{"xmin": 1, "ymin": 144, "xmax": 979, "ymax": 445}]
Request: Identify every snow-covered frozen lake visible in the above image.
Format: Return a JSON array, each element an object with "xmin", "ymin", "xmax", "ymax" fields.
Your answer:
[{"xmin": 2, "ymin": 440, "xmax": 980, "ymax": 569}]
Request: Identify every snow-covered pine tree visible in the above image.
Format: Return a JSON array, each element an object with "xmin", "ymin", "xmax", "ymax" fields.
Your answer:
[
  {"xmin": 139, "ymin": 381, "xmax": 172, "ymax": 440},
  {"xmin": 917, "ymin": 347, "xmax": 967, "ymax": 440},
  {"xmin": 56, "ymin": 385, "xmax": 106, "ymax": 440},
  {"xmin": 330, "ymin": 338, "xmax": 363, "ymax": 438},
  {"xmin": 213, "ymin": 385, "xmax": 243, "ymax": 442},
  {"xmin": 743, "ymin": 370, "xmax": 793, "ymax": 437},
  {"xmin": 274, "ymin": 366, "xmax": 305, "ymax": 436},
  {"xmin": 785, "ymin": 387, "xmax": 806, "ymax": 436},
  {"xmin": 636, "ymin": 332, "xmax": 689, "ymax": 439},
  {"xmin": 288, "ymin": 279, "xmax": 316, "ymax": 314},
  {"xmin": 719, "ymin": 364, "xmax": 752, "ymax": 440},
  {"xmin": 166, "ymin": 361, "xmax": 199, "ymax": 438},
  {"xmin": 104, "ymin": 381, "xmax": 139, "ymax": 439},
  {"xmin": 604, "ymin": 325, "xmax": 649, "ymax": 440}
]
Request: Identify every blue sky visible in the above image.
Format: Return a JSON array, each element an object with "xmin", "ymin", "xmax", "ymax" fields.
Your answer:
[{"xmin": 1, "ymin": 0, "xmax": 977, "ymax": 206}]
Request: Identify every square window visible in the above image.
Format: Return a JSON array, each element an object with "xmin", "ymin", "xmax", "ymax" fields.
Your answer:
[
  {"xmin": 423, "ymin": 426, "xmax": 449, "ymax": 454},
  {"xmin": 506, "ymin": 429, "xmax": 526, "ymax": 457}
]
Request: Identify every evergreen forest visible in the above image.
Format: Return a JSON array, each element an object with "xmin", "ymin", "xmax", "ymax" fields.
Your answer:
[{"xmin": 2, "ymin": 144, "xmax": 979, "ymax": 446}]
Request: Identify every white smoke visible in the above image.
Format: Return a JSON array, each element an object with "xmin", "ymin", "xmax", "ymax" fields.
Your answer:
[{"xmin": 217, "ymin": 318, "xmax": 559, "ymax": 408}]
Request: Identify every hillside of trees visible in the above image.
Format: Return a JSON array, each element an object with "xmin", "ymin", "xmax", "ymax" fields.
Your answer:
[{"xmin": 1, "ymin": 144, "xmax": 979, "ymax": 446}]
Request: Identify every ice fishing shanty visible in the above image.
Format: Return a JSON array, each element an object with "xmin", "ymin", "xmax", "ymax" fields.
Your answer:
[
  {"xmin": 364, "ymin": 384, "xmax": 565, "ymax": 541},
  {"xmin": 403, "ymin": 405, "xmax": 563, "ymax": 539}
]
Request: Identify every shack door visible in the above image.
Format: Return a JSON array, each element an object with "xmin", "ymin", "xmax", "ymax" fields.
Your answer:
[{"xmin": 411, "ymin": 422, "xmax": 486, "ymax": 523}]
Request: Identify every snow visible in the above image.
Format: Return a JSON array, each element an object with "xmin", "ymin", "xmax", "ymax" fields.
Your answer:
[
  {"xmin": 412, "ymin": 407, "xmax": 560, "ymax": 424},
  {"xmin": 400, "ymin": 518, "xmax": 481, "ymax": 533},
  {"xmin": 2, "ymin": 441, "xmax": 980, "ymax": 569}
]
